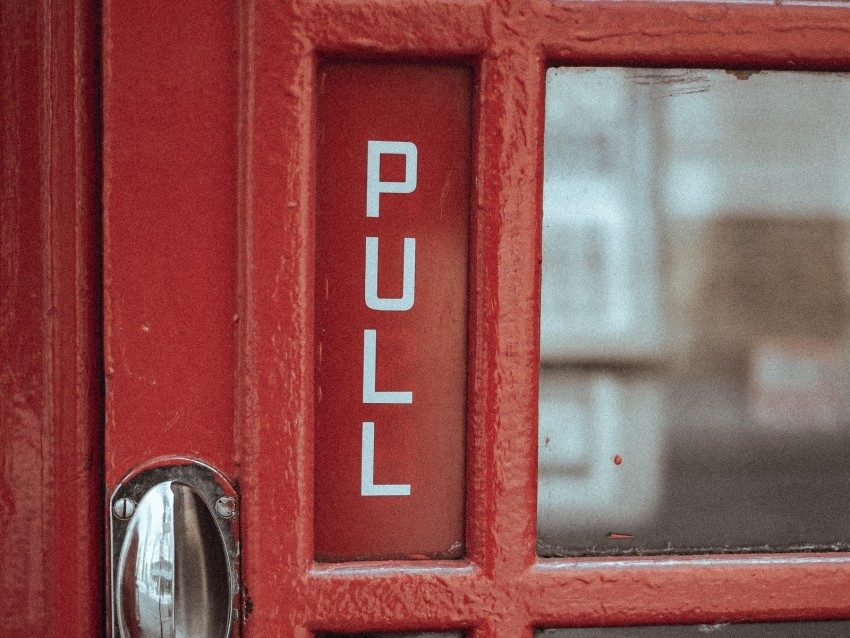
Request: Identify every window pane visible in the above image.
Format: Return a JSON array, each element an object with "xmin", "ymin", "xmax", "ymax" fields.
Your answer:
[
  {"xmin": 537, "ymin": 622, "xmax": 850, "ymax": 637},
  {"xmin": 539, "ymin": 68, "xmax": 850, "ymax": 555},
  {"xmin": 317, "ymin": 633, "xmax": 463, "ymax": 638}
]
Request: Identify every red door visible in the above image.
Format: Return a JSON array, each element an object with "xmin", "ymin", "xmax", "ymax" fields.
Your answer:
[{"xmin": 5, "ymin": 1, "xmax": 850, "ymax": 636}]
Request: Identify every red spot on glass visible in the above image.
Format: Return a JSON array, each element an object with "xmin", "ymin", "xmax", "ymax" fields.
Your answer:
[
  {"xmin": 614, "ymin": 454, "xmax": 622, "ymax": 465},
  {"xmin": 607, "ymin": 532, "xmax": 635, "ymax": 540}
]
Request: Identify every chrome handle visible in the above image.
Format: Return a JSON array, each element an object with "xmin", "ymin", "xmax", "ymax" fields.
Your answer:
[{"xmin": 110, "ymin": 459, "xmax": 240, "ymax": 638}]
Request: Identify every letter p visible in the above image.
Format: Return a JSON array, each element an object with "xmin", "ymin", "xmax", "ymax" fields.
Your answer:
[{"xmin": 366, "ymin": 141, "xmax": 418, "ymax": 217}]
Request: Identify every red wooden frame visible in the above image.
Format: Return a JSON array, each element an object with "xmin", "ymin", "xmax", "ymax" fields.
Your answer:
[{"xmin": 238, "ymin": 1, "xmax": 850, "ymax": 636}]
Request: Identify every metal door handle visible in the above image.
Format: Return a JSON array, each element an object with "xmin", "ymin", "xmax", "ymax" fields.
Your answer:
[{"xmin": 110, "ymin": 459, "xmax": 240, "ymax": 638}]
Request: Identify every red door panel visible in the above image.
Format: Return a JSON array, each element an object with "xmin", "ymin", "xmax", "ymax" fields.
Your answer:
[{"xmin": 314, "ymin": 62, "xmax": 471, "ymax": 561}]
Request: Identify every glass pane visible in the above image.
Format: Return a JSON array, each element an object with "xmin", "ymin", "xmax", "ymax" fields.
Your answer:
[
  {"xmin": 537, "ymin": 622, "xmax": 850, "ymax": 637},
  {"xmin": 539, "ymin": 68, "xmax": 850, "ymax": 555},
  {"xmin": 317, "ymin": 633, "xmax": 463, "ymax": 638}
]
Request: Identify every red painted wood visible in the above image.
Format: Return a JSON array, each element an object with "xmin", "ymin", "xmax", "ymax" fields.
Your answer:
[
  {"xmin": 98, "ymin": 0, "xmax": 850, "ymax": 636},
  {"xmin": 527, "ymin": 556, "xmax": 850, "ymax": 627},
  {"xmin": 0, "ymin": 0, "xmax": 101, "ymax": 635},
  {"xmin": 103, "ymin": 0, "xmax": 239, "ymax": 486},
  {"xmin": 237, "ymin": 2, "xmax": 316, "ymax": 633},
  {"xmin": 238, "ymin": 1, "xmax": 850, "ymax": 636},
  {"xmin": 314, "ymin": 62, "xmax": 470, "ymax": 561}
]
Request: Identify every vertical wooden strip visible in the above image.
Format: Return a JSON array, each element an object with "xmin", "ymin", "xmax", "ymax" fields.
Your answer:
[
  {"xmin": 1, "ymin": 4, "xmax": 51, "ymax": 631},
  {"xmin": 470, "ymin": 46, "xmax": 543, "ymax": 584},
  {"xmin": 48, "ymin": 0, "xmax": 102, "ymax": 634},
  {"xmin": 238, "ymin": 0, "xmax": 315, "ymax": 633}
]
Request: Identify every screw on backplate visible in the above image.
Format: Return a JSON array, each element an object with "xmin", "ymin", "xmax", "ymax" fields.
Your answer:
[
  {"xmin": 215, "ymin": 496, "xmax": 237, "ymax": 519},
  {"xmin": 113, "ymin": 497, "xmax": 136, "ymax": 520}
]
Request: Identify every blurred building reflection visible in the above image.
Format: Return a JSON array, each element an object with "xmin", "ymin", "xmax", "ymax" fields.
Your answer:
[{"xmin": 538, "ymin": 68, "xmax": 850, "ymax": 555}]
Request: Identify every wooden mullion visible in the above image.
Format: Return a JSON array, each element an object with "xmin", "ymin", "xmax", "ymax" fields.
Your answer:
[{"xmin": 48, "ymin": 0, "xmax": 103, "ymax": 633}]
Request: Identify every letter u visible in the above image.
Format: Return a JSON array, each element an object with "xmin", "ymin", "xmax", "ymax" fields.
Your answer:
[{"xmin": 364, "ymin": 236, "xmax": 415, "ymax": 311}]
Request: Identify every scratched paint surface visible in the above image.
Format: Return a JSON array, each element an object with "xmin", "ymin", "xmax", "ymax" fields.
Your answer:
[{"xmin": 1, "ymin": 3, "xmax": 49, "ymax": 624}]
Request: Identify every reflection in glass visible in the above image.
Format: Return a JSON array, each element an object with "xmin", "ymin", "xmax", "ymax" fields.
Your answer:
[
  {"xmin": 537, "ymin": 622, "xmax": 850, "ymax": 637},
  {"xmin": 539, "ymin": 68, "xmax": 850, "ymax": 555}
]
